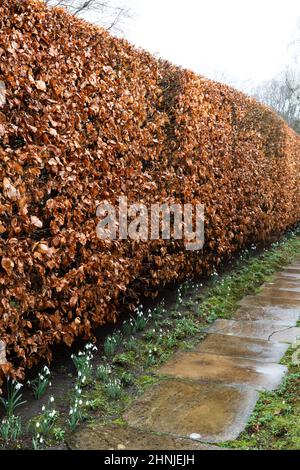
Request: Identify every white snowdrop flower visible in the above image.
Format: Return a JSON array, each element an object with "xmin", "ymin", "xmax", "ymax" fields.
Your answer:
[
  {"xmin": 50, "ymin": 396, "xmax": 55, "ymax": 403},
  {"xmin": 86, "ymin": 401, "xmax": 90, "ymax": 406},
  {"xmin": 49, "ymin": 382, "xmax": 52, "ymax": 387},
  {"xmin": 40, "ymin": 437, "xmax": 44, "ymax": 444},
  {"xmin": 79, "ymin": 400, "xmax": 83, "ymax": 406},
  {"xmin": 69, "ymin": 409, "xmax": 73, "ymax": 415},
  {"xmin": 15, "ymin": 382, "xmax": 23, "ymax": 391},
  {"xmin": 36, "ymin": 422, "xmax": 40, "ymax": 428},
  {"xmin": 42, "ymin": 405, "xmax": 46, "ymax": 412},
  {"xmin": 189, "ymin": 433, "xmax": 201, "ymax": 441},
  {"xmin": 78, "ymin": 371, "xmax": 82, "ymax": 377}
]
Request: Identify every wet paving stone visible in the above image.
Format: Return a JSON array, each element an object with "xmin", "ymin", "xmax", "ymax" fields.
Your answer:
[
  {"xmin": 233, "ymin": 306, "xmax": 299, "ymax": 325},
  {"xmin": 157, "ymin": 352, "xmax": 287, "ymax": 391},
  {"xmin": 263, "ymin": 281, "xmax": 300, "ymax": 292},
  {"xmin": 270, "ymin": 327, "xmax": 300, "ymax": 344},
  {"xmin": 68, "ymin": 424, "xmax": 220, "ymax": 450},
  {"xmin": 277, "ymin": 272, "xmax": 300, "ymax": 279},
  {"xmin": 257, "ymin": 288, "xmax": 300, "ymax": 300},
  {"xmin": 194, "ymin": 333, "xmax": 289, "ymax": 362},
  {"xmin": 274, "ymin": 275, "xmax": 300, "ymax": 283},
  {"xmin": 281, "ymin": 268, "xmax": 300, "ymax": 274},
  {"xmin": 124, "ymin": 379, "xmax": 259, "ymax": 443},
  {"xmin": 238, "ymin": 295, "xmax": 300, "ymax": 310},
  {"xmin": 206, "ymin": 319, "xmax": 298, "ymax": 342}
]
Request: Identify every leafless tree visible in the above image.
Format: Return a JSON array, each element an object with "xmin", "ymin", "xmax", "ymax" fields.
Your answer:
[
  {"xmin": 251, "ymin": 16, "xmax": 300, "ymax": 134},
  {"xmin": 253, "ymin": 69, "xmax": 300, "ymax": 134},
  {"xmin": 44, "ymin": 0, "xmax": 130, "ymax": 33}
]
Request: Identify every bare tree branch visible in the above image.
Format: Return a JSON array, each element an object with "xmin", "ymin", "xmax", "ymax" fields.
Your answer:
[
  {"xmin": 44, "ymin": 0, "xmax": 130, "ymax": 33},
  {"xmin": 253, "ymin": 69, "xmax": 300, "ymax": 134}
]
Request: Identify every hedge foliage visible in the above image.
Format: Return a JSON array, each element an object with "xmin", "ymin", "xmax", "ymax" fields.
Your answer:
[{"xmin": 0, "ymin": 0, "xmax": 300, "ymax": 384}]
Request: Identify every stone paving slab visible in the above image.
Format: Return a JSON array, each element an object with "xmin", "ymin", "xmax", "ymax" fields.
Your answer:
[
  {"xmin": 194, "ymin": 333, "xmax": 289, "ymax": 362},
  {"xmin": 157, "ymin": 352, "xmax": 287, "ymax": 391},
  {"xmin": 277, "ymin": 272, "xmax": 300, "ymax": 279},
  {"xmin": 68, "ymin": 424, "xmax": 220, "ymax": 450},
  {"xmin": 274, "ymin": 275, "xmax": 300, "ymax": 283},
  {"xmin": 238, "ymin": 295, "xmax": 300, "ymax": 310},
  {"xmin": 124, "ymin": 379, "xmax": 259, "ymax": 443},
  {"xmin": 263, "ymin": 281, "xmax": 300, "ymax": 292},
  {"xmin": 0, "ymin": 341, "xmax": 6, "ymax": 365},
  {"xmin": 206, "ymin": 319, "xmax": 298, "ymax": 342},
  {"xmin": 233, "ymin": 307, "xmax": 299, "ymax": 325},
  {"xmin": 270, "ymin": 327, "xmax": 300, "ymax": 343},
  {"xmin": 257, "ymin": 289, "xmax": 300, "ymax": 300},
  {"xmin": 281, "ymin": 268, "xmax": 300, "ymax": 274}
]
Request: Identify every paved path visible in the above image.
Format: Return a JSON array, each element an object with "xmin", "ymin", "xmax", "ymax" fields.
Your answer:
[{"xmin": 70, "ymin": 258, "xmax": 300, "ymax": 450}]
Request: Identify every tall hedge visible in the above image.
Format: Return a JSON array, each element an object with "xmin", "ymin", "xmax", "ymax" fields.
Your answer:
[{"xmin": 0, "ymin": 0, "xmax": 300, "ymax": 383}]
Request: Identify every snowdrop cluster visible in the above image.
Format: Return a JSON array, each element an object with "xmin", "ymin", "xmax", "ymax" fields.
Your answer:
[
  {"xmin": 105, "ymin": 378, "xmax": 122, "ymax": 400},
  {"xmin": 176, "ymin": 286, "xmax": 184, "ymax": 305},
  {"xmin": 68, "ymin": 382, "xmax": 90, "ymax": 431},
  {"xmin": 96, "ymin": 364, "xmax": 112, "ymax": 383},
  {"xmin": 134, "ymin": 305, "xmax": 149, "ymax": 332},
  {"xmin": 71, "ymin": 343, "xmax": 97, "ymax": 384},
  {"xmin": 32, "ymin": 396, "xmax": 58, "ymax": 449},
  {"xmin": 0, "ymin": 414, "xmax": 22, "ymax": 442},
  {"xmin": 68, "ymin": 343, "xmax": 96, "ymax": 430},
  {"xmin": 122, "ymin": 318, "xmax": 136, "ymax": 336},
  {"xmin": 104, "ymin": 335, "xmax": 119, "ymax": 358},
  {"xmin": 0, "ymin": 378, "xmax": 25, "ymax": 417},
  {"xmin": 28, "ymin": 365, "xmax": 51, "ymax": 400},
  {"xmin": 146, "ymin": 347, "xmax": 158, "ymax": 367}
]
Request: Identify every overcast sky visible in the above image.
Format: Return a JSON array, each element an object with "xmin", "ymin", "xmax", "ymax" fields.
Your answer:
[
  {"xmin": 86, "ymin": 0, "xmax": 300, "ymax": 92},
  {"xmin": 118, "ymin": 0, "xmax": 300, "ymax": 91}
]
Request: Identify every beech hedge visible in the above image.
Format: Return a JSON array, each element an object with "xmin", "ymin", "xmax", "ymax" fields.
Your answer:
[{"xmin": 0, "ymin": 0, "xmax": 300, "ymax": 384}]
